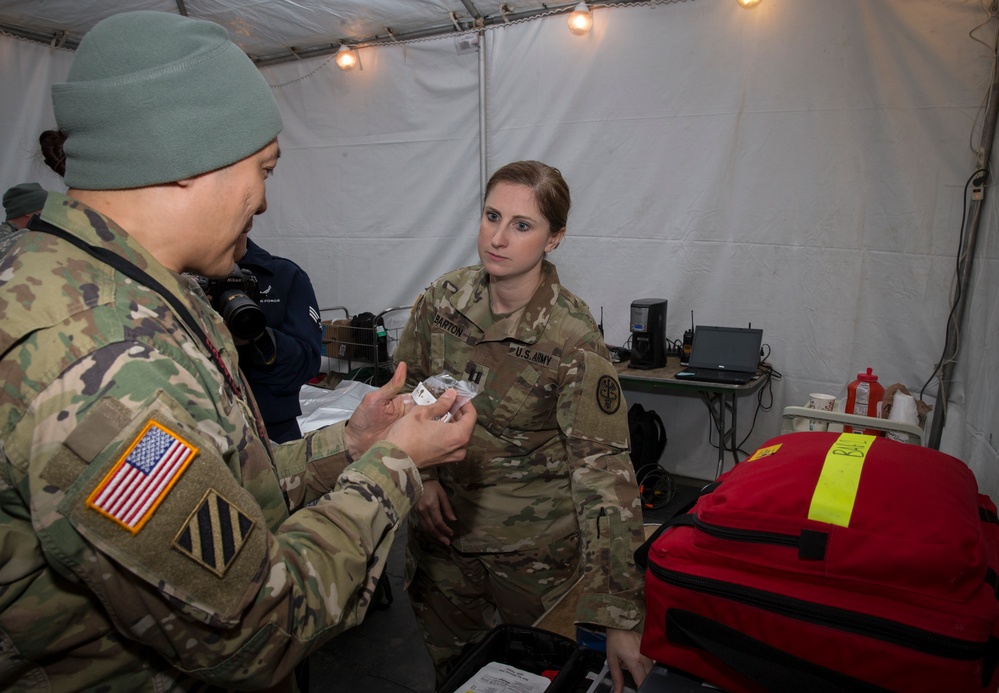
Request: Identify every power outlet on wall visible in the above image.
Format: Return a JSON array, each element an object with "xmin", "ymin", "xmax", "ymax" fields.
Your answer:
[{"xmin": 972, "ymin": 172, "xmax": 986, "ymax": 201}]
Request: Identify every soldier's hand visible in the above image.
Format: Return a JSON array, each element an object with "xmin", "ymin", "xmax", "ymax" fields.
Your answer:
[
  {"xmin": 605, "ymin": 628, "xmax": 650, "ymax": 693},
  {"xmin": 386, "ymin": 391, "xmax": 476, "ymax": 469},
  {"xmin": 344, "ymin": 362, "xmax": 411, "ymax": 460},
  {"xmin": 413, "ymin": 480, "xmax": 456, "ymax": 544}
]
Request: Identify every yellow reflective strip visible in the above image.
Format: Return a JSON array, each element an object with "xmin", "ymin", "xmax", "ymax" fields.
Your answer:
[{"xmin": 807, "ymin": 433, "xmax": 876, "ymax": 527}]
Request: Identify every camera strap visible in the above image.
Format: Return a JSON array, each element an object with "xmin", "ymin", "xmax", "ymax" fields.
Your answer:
[{"xmin": 29, "ymin": 219, "xmax": 247, "ymax": 402}]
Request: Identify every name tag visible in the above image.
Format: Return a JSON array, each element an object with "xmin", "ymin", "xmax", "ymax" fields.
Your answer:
[
  {"xmin": 432, "ymin": 311, "xmax": 466, "ymax": 339},
  {"xmin": 509, "ymin": 345, "xmax": 556, "ymax": 370}
]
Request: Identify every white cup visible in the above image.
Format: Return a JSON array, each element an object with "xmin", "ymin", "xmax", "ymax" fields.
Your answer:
[
  {"xmin": 888, "ymin": 392, "xmax": 918, "ymax": 424},
  {"xmin": 806, "ymin": 393, "xmax": 836, "ymax": 431}
]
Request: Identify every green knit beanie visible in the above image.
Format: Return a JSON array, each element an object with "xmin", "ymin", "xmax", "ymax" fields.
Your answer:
[
  {"xmin": 3, "ymin": 183, "xmax": 47, "ymax": 219},
  {"xmin": 51, "ymin": 11, "xmax": 283, "ymax": 190}
]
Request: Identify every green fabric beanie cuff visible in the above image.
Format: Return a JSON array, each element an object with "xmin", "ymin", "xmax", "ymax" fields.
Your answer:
[
  {"xmin": 3, "ymin": 183, "xmax": 47, "ymax": 219},
  {"xmin": 52, "ymin": 11, "xmax": 283, "ymax": 190}
]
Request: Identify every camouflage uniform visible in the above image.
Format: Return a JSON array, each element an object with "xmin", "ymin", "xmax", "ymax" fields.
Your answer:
[
  {"xmin": 0, "ymin": 226, "xmax": 24, "ymax": 258},
  {"xmin": 393, "ymin": 260, "xmax": 645, "ymax": 674},
  {"xmin": 0, "ymin": 194, "xmax": 422, "ymax": 691}
]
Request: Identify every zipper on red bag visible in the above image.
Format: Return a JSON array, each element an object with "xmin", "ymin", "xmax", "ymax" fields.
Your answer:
[
  {"xmin": 691, "ymin": 516, "xmax": 804, "ymax": 548},
  {"xmin": 648, "ymin": 562, "xmax": 989, "ymax": 661}
]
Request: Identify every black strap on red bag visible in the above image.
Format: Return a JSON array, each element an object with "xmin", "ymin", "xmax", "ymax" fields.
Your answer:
[
  {"xmin": 634, "ymin": 482, "xmax": 719, "ymax": 572},
  {"xmin": 665, "ymin": 609, "xmax": 893, "ymax": 693}
]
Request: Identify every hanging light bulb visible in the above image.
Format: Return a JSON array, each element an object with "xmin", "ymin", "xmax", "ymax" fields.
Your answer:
[
  {"xmin": 736, "ymin": 0, "xmax": 762, "ymax": 8},
  {"xmin": 335, "ymin": 44, "xmax": 358, "ymax": 71},
  {"xmin": 567, "ymin": 2, "xmax": 593, "ymax": 36}
]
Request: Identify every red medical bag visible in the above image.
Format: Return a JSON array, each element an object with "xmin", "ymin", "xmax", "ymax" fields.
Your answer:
[{"xmin": 638, "ymin": 432, "xmax": 999, "ymax": 693}]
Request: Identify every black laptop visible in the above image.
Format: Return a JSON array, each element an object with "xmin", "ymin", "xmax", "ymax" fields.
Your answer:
[{"xmin": 674, "ymin": 325, "xmax": 763, "ymax": 385}]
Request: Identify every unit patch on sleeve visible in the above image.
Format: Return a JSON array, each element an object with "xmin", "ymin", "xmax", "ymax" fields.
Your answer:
[
  {"xmin": 596, "ymin": 375, "xmax": 621, "ymax": 414},
  {"xmin": 173, "ymin": 489, "xmax": 256, "ymax": 577},
  {"xmin": 86, "ymin": 420, "xmax": 198, "ymax": 534}
]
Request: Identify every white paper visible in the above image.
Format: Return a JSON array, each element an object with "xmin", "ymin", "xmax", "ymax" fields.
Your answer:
[
  {"xmin": 297, "ymin": 381, "xmax": 378, "ymax": 433},
  {"xmin": 456, "ymin": 661, "xmax": 552, "ymax": 693},
  {"xmin": 583, "ymin": 662, "xmax": 638, "ymax": 693}
]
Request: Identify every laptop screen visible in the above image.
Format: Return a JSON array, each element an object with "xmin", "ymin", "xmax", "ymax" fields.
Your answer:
[{"xmin": 688, "ymin": 326, "xmax": 763, "ymax": 373}]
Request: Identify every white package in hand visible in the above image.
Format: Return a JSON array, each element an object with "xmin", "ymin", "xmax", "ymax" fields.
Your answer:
[{"xmin": 411, "ymin": 371, "xmax": 480, "ymax": 422}]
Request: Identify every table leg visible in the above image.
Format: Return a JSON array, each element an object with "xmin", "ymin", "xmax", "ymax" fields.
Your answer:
[
  {"xmin": 707, "ymin": 392, "xmax": 740, "ymax": 479},
  {"xmin": 730, "ymin": 393, "xmax": 739, "ymax": 466},
  {"xmin": 699, "ymin": 393, "xmax": 726, "ymax": 478}
]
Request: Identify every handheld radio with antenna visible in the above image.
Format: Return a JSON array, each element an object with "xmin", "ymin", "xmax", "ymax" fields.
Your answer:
[{"xmin": 681, "ymin": 310, "xmax": 694, "ymax": 365}]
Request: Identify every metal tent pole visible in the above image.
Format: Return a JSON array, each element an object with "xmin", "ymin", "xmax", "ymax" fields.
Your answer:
[
  {"xmin": 479, "ymin": 28, "xmax": 488, "ymax": 198},
  {"xmin": 928, "ymin": 11, "xmax": 999, "ymax": 449}
]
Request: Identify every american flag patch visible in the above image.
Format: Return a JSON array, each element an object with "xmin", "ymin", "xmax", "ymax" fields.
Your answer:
[{"xmin": 87, "ymin": 421, "xmax": 198, "ymax": 533}]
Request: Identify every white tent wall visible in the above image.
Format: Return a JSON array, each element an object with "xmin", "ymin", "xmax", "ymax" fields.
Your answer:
[
  {"xmin": 480, "ymin": 0, "xmax": 999, "ymax": 484},
  {"xmin": 258, "ymin": 39, "xmax": 483, "ymax": 315},
  {"xmin": 0, "ymin": 37, "xmax": 70, "ymax": 191},
  {"xmin": 258, "ymin": 0, "xmax": 998, "ymax": 487},
  {"xmin": 946, "ymin": 226, "xmax": 999, "ymax": 501},
  {"xmin": 1, "ymin": 0, "xmax": 996, "ymax": 492}
]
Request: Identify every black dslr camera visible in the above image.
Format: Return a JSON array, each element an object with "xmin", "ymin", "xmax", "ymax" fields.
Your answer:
[{"xmin": 195, "ymin": 265, "xmax": 267, "ymax": 342}]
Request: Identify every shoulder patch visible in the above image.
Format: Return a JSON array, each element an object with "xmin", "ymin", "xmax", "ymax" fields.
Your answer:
[
  {"xmin": 596, "ymin": 375, "xmax": 622, "ymax": 415},
  {"xmin": 86, "ymin": 420, "xmax": 198, "ymax": 534},
  {"xmin": 173, "ymin": 489, "xmax": 256, "ymax": 577}
]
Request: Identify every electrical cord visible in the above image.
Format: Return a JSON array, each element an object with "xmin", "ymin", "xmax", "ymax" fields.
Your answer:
[
  {"xmin": 969, "ymin": 0, "xmax": 999, "ymax": 157},
  {"xmin": 917, "ymin": 168, "xmax": 987, "ymax": 403},
  {"xmin": 705, "ymin": 343, "xmax": 782, "ymax": 459},
  {"xmin": 750, "ymin": 345, "xmax": 782, "ymax": 415},
  {"xmin": 737, "ymin": 360, "xmax": 782, "ymax": 456},
  {"xmin": 636, "ymin": 463, "xmax": 676, "ymax": 510}
]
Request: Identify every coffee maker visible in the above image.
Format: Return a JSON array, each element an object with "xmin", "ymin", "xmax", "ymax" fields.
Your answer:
[{"xmin": 630, "ymin": 299, "xmax": 667, "ymax": 369}]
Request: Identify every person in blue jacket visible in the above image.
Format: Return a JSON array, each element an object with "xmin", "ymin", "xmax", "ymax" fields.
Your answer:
[{"xmin": 236, "ymin": 235, "xmax": 323, "ymax": 443}]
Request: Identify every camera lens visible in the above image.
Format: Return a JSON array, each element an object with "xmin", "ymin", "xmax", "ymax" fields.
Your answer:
[{"xmin": 219, "ymin": 291, "xmax": 267, "ymax": 341}]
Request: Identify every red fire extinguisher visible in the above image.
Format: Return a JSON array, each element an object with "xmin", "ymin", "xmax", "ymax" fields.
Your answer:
[{"xmin": 844, "ymin": 367, "xmax": 885, "ymax": 435}]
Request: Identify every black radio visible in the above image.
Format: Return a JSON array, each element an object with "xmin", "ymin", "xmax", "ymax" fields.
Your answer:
[{"xmin": 680, "ymin": 309, "xmax": 694, "ymax": 364}]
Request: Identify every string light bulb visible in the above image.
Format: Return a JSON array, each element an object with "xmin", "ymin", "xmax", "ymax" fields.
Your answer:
[
  {"xmin": 736, "ymin": 0, "xmax": 762, "ymax": 8},
  {"xmin": 335, "ymin": 44, "xmax": 358, "ymax": 71},
  {"xmin": 567, "ymin": 2, "xmax": 593, "ymax": 36}
]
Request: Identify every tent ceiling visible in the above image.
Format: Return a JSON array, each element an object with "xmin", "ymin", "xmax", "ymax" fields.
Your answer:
[{"xmin": 0, "ymin": 0, "xmax": 590, "ymax": 66}]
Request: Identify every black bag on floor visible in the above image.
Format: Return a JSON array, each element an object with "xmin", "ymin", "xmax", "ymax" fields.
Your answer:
[
  {"xmin": 628, "ymin": 403, "xmax": 667, "ymax": 483},
  {"xmin": 629, "ymin": 402, "xmax": 676, "ymax": 511}
]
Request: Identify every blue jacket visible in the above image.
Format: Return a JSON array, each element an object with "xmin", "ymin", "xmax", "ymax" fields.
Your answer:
[{"xmin": 237, "ymin": 238, "xmax": 322, "ymax": 441}]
